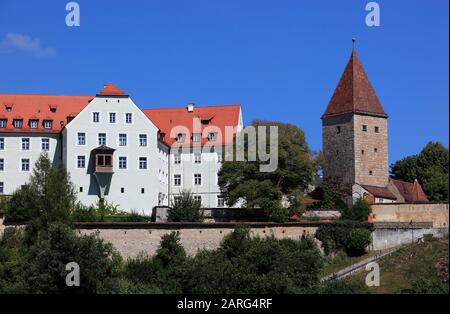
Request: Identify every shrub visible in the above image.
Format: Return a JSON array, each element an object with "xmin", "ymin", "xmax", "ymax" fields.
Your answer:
[
  {"xmin": 167, "ymin": 190, "xmax": 203, "ymax": 222},
  {"xmin": 346, "ymin": 228, "xmax": 372, "ymax": 256},
  {"xmin": 342, "ymin": 199, "xmax": 372, "ymax": 221},
  {"xmin": 71, "ymin": 202, "xmax": 150, "ymax": 222}
]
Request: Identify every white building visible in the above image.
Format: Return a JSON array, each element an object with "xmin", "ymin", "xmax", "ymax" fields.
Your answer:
[{"xmin": 0, "ymin": 83, "xmax": 243, "ymax": 214}]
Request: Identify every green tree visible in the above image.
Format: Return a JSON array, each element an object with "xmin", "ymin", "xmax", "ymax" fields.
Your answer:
[
  {"xmin": 167, "ymin": 190, "xmax": 204, "ymax": 222},
  {"xmin": 390, "ymin": 141, "xmax": 449, "ymax": 201},
  {"xmin": 218, "ymin": 120, "xmax": 315, "ymax": 221},
  {"xmin": 342, "ymin": 199, "xmax": 371, "ymax": 221}
]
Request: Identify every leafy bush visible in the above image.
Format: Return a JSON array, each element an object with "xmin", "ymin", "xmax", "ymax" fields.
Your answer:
[
  {"xmin": 72, "ymin": 202, "xmax": 150, "ymax": 222},
  {"xmin": 315, "ymin": 220, "xmax": 374, "ymax": 256},
  {"xmin": 167, "ymin": 190, "xmax": 203, "ymax": 222},
  {"xmin": 346, "ymin": 228, "xmax": 372, "ymax": 256},
  {"xmin": 342, "ymin": 199, "xmax": 371, "ymax": 222}
]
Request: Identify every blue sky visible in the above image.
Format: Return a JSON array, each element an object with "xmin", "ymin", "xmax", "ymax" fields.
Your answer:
[{"xmin": 0, "ymin": 0, "xmax": 448, "ymax": 165}]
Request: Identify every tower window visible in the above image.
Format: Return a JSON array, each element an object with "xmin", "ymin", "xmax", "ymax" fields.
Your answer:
[
  {"xmin": 336, "ymin": 126, "xmax": 341, "ymax": 134},
  {"xmin": 361, "ymin": 150, "xmax": 365, "ymax": 155},
  {"xmin": 141, "ymin": 188, "xmax": 145, "ymax": 194},
  {"xmin": 374, "ymin": 148, "xmax": 378, "ymax": 153},
  {"xmin": 336, "ymin": 150, "xmax": 339, "ymax": 156},
  {"xmin": 362, "ymin": 125, "xmax": 367, "ymax": 132},
  {"xmin": 369, "ymin": 170, "xmax": 373, "ymax": 175},
  {"xmin": 374, "ymin": 126, "xmax": 380, "ymax": 133},
  {"xmin": 121, "ymin": 187, "xmax": 125, "ymax": 193},
  {"xmin": 79, "ymin": 186, "xmax": 83, "ymax": 193}
]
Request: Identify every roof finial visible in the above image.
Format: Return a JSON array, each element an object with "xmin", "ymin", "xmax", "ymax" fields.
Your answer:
[{"xmin": 352, "ymin": 36, "xmax": 356, "ymax": 50}]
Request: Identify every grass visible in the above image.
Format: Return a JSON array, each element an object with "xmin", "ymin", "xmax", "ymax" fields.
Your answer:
[
  {"xmin": 322, "ymin": 249, "xmax": 384, "ymax": 276},
  {"xmin": 344, "ymin": 237, "xmax": 449, "ymax": 294}
]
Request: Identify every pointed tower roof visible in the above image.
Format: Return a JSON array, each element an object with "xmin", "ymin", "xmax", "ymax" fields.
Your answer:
[
  {"xmin": 96, "ymin": 83, "xmax": 129, "ymax": 97},
  {"xmin": 322, "ymin": 50, "xmax": 387, "ymax": 119}
]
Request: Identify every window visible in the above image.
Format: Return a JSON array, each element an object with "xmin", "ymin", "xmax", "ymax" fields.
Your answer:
[
  {"xmin": 0, "ymin": 138, "xmax": 4, "ymax": 150},
  {"xmin": 109, "ymin": 112, "xmax": 116, "ymax": 123},
  {"xmin": 98, "ymin": 133, "xmax": 107, "ymax": 146},
  {"xmin": 139, "ymin": 134, "xmax": 147, "ymax": 147},
  {"xmin": 217, "ymin": 152, "xmax": 223, "ymax": 163},
  {"xmin": 174, "ymin": 196, "xmax": 182, "ymax": 206},
  {"xmin": 0, "ymin": 158, "xmax": 4, "ymax": 171},
  {"xmin": 192, "ymin": 133, "xmax": 201, "ymax": 142},
  {"xmin": 13, "ymin": 119, "xmax": 23, "ymax": 128},
  {"xmin": 141, "ymin": 188, "xmax": 145, "ymax": 194},
  {"xmin": 174, "ymin": 174, "xmax": 181, "ymax": 186},
  {"xmin": 79, "ymin": 186, "xmax": 83, "ymax": 193},
  {"xmin": 194, "ymin": 153, "xmax": 201, "ymax": 164},
  {"xmin": 379, "ymin": 198, "xmax": 384, "ymax": 203},
  {"xmin": 29, "ymin": 120, "xmax": 38, "ymax": 129},
  {"xmin": 375, "ymin": 126, "xmax": 380, "ymax": 133},
  {"xmin": 77, "ymin": 156, "xmax": 86, "ymax": 168},
  {"xmin": 22, "ymin": 138, "xmax": 30, "ymax": 150},
  {"xmin": 41, "ymin": 138, "xmax": 50, "ymax": 151},
  {"xmin": 96, "ymin": 154, "xmax": 112, "ymax": 167},
  {"xmin": 121, "ymin": 187, "xmax": 125, "ymax": 193},
  {"xmin": 369, "ymin": 170, "xmax": 373, "ymax": 175},
  {"xmin": 362, "ymin": 125, "xmax": 367, "ymax": 132},
  {"xmin": 217, "ymin": 195, "xmax": 225, "ymax": 207},
  {"xmin": 125, "ymin": 113, "xmax": 132, "ymax": 124},
  {"xmin": 77, "ymin": 132, "xmax": 86, "ymax": 145},
  {"xmin": 176, "ymin": 133, "xmax": 185, "ymax": 143},
  {"xmin": 93, "ymin": 112, "xmax": 100, "ymax": 123},
  {"xmin": 207, "ymin": 132, "xmax": 217, "ymax": 141},
  {"xmin": 0, "ymin": 119, "xmax": 6, "ymax": 128},
  {"xmin": 361, "ymin": 150, "xmax": 365, "ymax": 155},
  {"xmin": 174, "ymin": 153, "xmax": 181, "ymax": 164},
  {"xmin": 194, "ymin": 173, "xmax": 202, "ymax": 185},
  {"xmin": 336, "ymin": 150, "xmax": 339, "ymax": 156},
  {"xmin": 139, "ymin": 157, "xmax": 147, "ymax": 169},
  {"xmin": 21, "ymin": 159, "xmax": 30, "ymax": 171},
  {"xmin": 374, "ymin": 148, "xmax": 378, "ymax": 153},
  {"xmin": 194, "ymin": 195, "xmax": 202, "ymax": 204},
  {"xmin": 336, "ymin": 126, "xmax": 341, "ymax": 134},
  {"xmin": 118, "ymin": 156, "xmax": 127, "ymax": 169},
  {"xmin": 43, "ymin": 120, "xmax": 53, "ymax": 129},
  {"xmin": 119, "ymin": 133, "xmax": 127, "ymax": 146},
  {"xmin": 0, "ymin": 182, "xmax": 3, "ymax": 194}
]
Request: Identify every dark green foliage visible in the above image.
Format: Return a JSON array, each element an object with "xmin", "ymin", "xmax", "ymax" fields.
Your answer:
[
  {"xmin": 346, "ymin": 228, "xmax": 372, "ymax": 256},
  {"xmin": 167, "ymin": 190, "xmax": 203, "ymax": 222},
  {"xmin": 390, "ymin": 141, "xmax": 449, "ymax": 201},
  {"xmin": 71, "ymin": 202, "xmax": 150, "ymax": 222},
  {"xmin": 218, "ymin": 120, "xmax": 315, "ymax": 222},
  {"xmin": 319, "ymin": 278, "xmax": 369, "ymax": 294},
  {"xmin": 405, "ymin": 275, "xmax": 449, "ymax": 294},
  {"xmin": 314, "ymin": 176, "xmax": 350, "ymax": 210},
  {"xmin": 342, "ymin": 199, "xmax": 372, "ymax": 221},
  {"xmin": 315, "ymin": 220, "xmax": 374, "ymax": 256}
]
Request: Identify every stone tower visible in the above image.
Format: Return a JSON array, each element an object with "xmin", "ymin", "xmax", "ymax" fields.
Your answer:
[{"xmin": 322, "ymin": 49, "xmax": 389, "ymax": 193}]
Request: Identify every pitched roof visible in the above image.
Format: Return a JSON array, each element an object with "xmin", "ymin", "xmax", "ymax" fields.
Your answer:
[
  {"xmin": 361, "ymin": 184, "xmax": 397, "ymax": 200},
  {"xmin": 143, "ymin": 105, "xmax": 241, "ymax": 146},
  {"xmin": 96, "ymin": 83, "xmax": 128, "ymax": 97},
  {"xmin": 0, "ymin": 94, "xmax": 93, "ymax": 133},
  {"xmin": 391, "ymin": 179, "xmax": 429, "ymax": 203},
  {"xmin": 322, "ymin": 50, "xmax": 387, "ymax": 119}
]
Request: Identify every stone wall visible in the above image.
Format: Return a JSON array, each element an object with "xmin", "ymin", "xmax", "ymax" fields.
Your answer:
[
  {"xmin": 76, "ymin": 222, "xmax": 320, "ymax": 260},
  {"xmin": 372, "ymin": 203, "xmax": 449, "ymax": 228}
]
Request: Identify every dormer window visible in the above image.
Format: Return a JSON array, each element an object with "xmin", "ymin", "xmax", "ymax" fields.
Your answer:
[
  {"xmin": 29, "ymin": 120, "xmax": 38, "ymax": 129},
  {"xmin": 13, "ymin": 119, "xmax": 23, "ymax": 128},
  {"xmin": 192, "ymin": 133, "xmax": 201, "ymax": 142},
  {"xmin": 43, "ymin": 120, "xmax": 53, "ymax": 129},
  {"xmin": 176, "ymin": 133, "xmax": 186, "ymax": 143},
  {"xmin": 49, "ymin": 105, "xmax": 57, "ymax": 113},
  {"xmin": 5, "ymin": 105, "xmax": 13, "ymax": 112},
  {"xmin": 0, "ymin": 119, "xmax": 7, "ymax": 128},
  {"xmin": 207, "ymin": 132, "xmax": 217, "ymax": 141}
]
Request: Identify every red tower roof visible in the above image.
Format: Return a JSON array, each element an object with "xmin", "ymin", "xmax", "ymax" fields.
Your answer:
[
  {"xmin": 322, "ymin": 50, "xmax": 387, "ymax": 119},
  {"xmin": 96, "ymin": 83, "xmax": 128, "ymax": 97}
]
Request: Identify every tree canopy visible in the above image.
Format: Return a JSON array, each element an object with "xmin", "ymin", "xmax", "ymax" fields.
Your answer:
[
  {"xmin": 390, "ymin": 141, "xmax": 449, "ymax": 201},
  {"xmin": 218, "ymin": 120, "xmax": 315, "ymax": 221}
]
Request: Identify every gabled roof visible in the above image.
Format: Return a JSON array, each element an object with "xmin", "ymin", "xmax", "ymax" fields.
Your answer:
[
  {"xmin": 0, "ymin": 94, "xmax": 93, "ymax": 133},
  {"xmin": 96, "ymin": 83, "xmax": 128, "ymax": 97},
  {"xmin": 322, "ymin": 50, "xmax": 387, "ymax": 119},
  {"xmin": 143, "ymin": 105, "xmax": 241, "ymax": 146},
  {"xmin": 361, "ymin": 184, "xmax": 397, "ymax": 200},
  {"xmin": 391, "ymin": 179, "xmax": 429, "ymax": 203}
]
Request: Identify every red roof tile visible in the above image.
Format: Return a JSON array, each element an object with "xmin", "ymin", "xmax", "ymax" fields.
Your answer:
[
  {"xmin": 143, "ymin": 105, "xmax": 241, "ymax": 146},
  {"xmin": 391, "ymin": 179, "xmax": 429, "ymax": 203},
  {"xmin": 97, "ymin": 83, "xmax": 128, "ymax": 97},
  {"xmin": 322, "ymin": 50, "xmax": 387, "ymax": 119},
  {"xmin": 0, "ymin": 94, "xmax": 93, "ymax": 133},
  {"xmin": 361, "ymin": 184, "xmax": 397, "ymax": 200}
]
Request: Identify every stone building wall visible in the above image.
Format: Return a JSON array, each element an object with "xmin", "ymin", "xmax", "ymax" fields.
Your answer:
[
  {"xmin": 322, "ymin": 113, "xmax": 355, "ymax": 185},
  {"xmin": 353, "ymin": 114, "xmax": 388, "ymax": 187}
]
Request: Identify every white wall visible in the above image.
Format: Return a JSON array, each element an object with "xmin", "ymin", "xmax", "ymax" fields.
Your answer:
[
  {"xmin": 63, "ymin": 95, "xmax": 167, "ymax": 215},
  {"xmin": 0, "ymin": 133, "xmax": 61, "ymax": 195}
]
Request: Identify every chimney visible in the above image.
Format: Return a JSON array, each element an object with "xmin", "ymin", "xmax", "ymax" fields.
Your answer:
[{"xmin": 186, "ymin": 102, "xmax": 195, "ymax": 112}]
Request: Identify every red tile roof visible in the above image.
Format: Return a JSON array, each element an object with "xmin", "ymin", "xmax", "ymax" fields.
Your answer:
[
  {"xmin": 361, "ymin": 184, "xmax": 397, "ymax": 200},
  {"xmin": 143, "ymin": 105, "xmax": 241, "ymax": 146},
  {"xmin": 0, "ymin": 94, "xmax": 93, "ymax": 133},
  {"xmin": 391, "ymin": 179, "xmax": 429, "ymax": 203},
  {"xmin": 97, "ymin": 83, "xmax": 128, "ymax": 97},
  {"xmin": 322, "ymin": 50, "xmax": 387, "ymax": 119}
]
